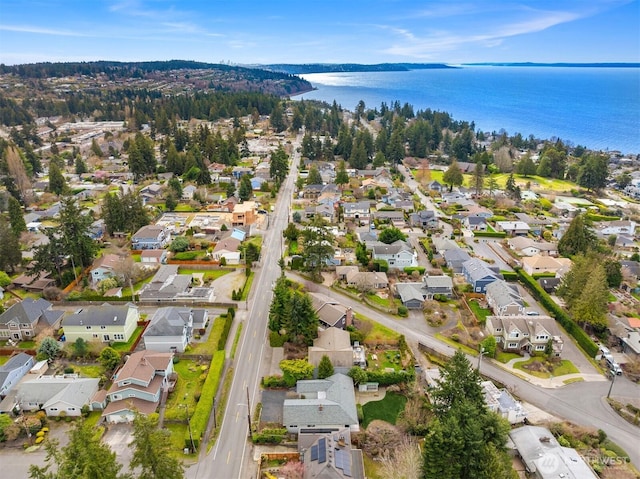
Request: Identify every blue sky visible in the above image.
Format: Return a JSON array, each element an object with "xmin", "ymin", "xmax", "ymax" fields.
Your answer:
[{"xmin": 0, "ymin": 0, "xmax": 638, "ymax": 65}]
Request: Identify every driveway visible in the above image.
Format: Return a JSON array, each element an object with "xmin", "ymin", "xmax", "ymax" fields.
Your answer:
[
  {"xmin": 260, "ymin": 390, "xmax": 287, "ymax": 425},
  {"xmin": 210, "ymin": 268, "xmax": 247, "ymax": 302},
  {"xmin": 102, "ymin": 423, "xmax": 134, "ymax": 469}
]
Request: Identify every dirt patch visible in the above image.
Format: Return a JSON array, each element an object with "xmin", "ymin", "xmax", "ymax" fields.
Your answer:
[{"xmin": 355, "ymin": 420, "xmax": 403, "ymax": 459}]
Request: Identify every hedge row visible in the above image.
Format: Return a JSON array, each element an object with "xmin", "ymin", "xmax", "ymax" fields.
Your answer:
[
  {"xmin": 586, "ymin": 213, "xmax": 620, "ymax": 222},
  {"xmin": 365, "ymin": 368, "xmax": 415, "ymax": 386},
  {"xmin": 187, "ymin": 350, "xmax": 225, "ymax": 450},
  {"xmin": 500, "ymin": 271, "xmax": 518, "ymax": 281},
  {"xmin": 217, "ymin": 312, "xmax": 234, "ymax": 351},
  {"xmin": 404, "ymin": 266, "xmax": 426, "ymax": 275},
  {"xmin": 473, "ymin": 231, "xmax": 507, "ymax": 238},
  {"xmin": 515, "ymin": 269, "xmax": 598, "ymax": 357}
]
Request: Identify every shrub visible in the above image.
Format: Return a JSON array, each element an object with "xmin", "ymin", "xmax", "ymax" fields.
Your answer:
[
  {"xmin": 403, "ymin": 266, "xmax": 426, "ymax": 275},
  {"xmin": 397, "ymin": 305, "xmax": 408, "ymax": 317},
  {"xmin": 173, "ymin": 251, "xmax": 198, "ymax": 261},
  {"xmin": 217, "ymin": 314, "xmax": 233, "ymax": 351},
  {"xmin": 187, "ymin": 351, "xmax": 225, "ymax": 450},
  {"xmin": 269, "ymin": 331, "xmax": 288, "ymax": 347},
  {"xmin": 262, "ymin": 375, "xmax": 288, "ymax": 388}
]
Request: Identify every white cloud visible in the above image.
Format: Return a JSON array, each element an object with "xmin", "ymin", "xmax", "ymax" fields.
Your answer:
[{"xmin": 0, "ymin": 24, "xmax": 88, "ymax": 37}]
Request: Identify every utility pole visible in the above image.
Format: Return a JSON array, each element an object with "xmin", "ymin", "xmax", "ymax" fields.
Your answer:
[
  {"xmin": 607, "ymin": 370, "xmax": 617, "ymax": 399},
  {"xmin": 477, "ymin": 346, "xmax": 487, "ymax": 372},
  {"xmin": 246, "ymin": 386, "xmax": 252, "ymax": 438}
]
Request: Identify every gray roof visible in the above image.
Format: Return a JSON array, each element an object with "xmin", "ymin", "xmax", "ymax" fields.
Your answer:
[
  {"xmin": 395, "ymin": 283, "xmax": 425, "ymax": 303},
  {"xmin": 64, "ymin": 303, "xmax": 136, "ymax": 327},
  {"xmin": 443, "ymin": 248, "xmax": 471, "ymax": 263},
  {"xmin": 462, "ymin": 258, "xmax": 500, "ymax": 282},
  {"xmin": 509, "ymin": 426, "xmax": 598, "ymax": 479},
  {"xmin": 466, "ymin": 215, "xmax": 487, "ymax": 225},
  {"xmin": 140, "ymin": 266, "xmax": 191, "ymax": 300},
  {"xmin": 0, "ymin": 298, "xmax": 53, "ymax": 327},
  {"xmin": 486, "ymin": 280, "xmax": 523, "ymax": 309},
  {"xmin": 0, "ymin": 353, "xmax": 34, "ymax": 391},
  {"xmin": 424, "ymin": 275, "xmax": 453, "ymax": 289},
  {"xmin": 371, "ymin": 240, "xmax": 412, "ymax": 256},
  {"xmin": 283, "ymin": 374, "xmax": 358, "ymax": 428},
  {"xmin": 13, "ymin": 377, "xmax": 99, "ymax": 409},
  {"xmin": 144, "ymin": 307, "xmax": 191, "ymax": 337}
]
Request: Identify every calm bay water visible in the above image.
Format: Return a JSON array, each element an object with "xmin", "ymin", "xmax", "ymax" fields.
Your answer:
[{"xmin": 296, "ymin": 67, "xmax": 640, "ymax": 155}]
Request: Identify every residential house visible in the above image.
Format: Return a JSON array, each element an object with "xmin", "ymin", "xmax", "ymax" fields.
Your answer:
[
  {"xmin": 0, "ymin": 352, "xmax": 34, "ymax": 398},
  {"xmin": 522, "ymin": 255, "xmax": 572, "ymax": 276},
  {"xmin": 139, "ymin": 265, "xmax": 214, "ymax": 302},
  {"xmin": 63, "ymin": 303, "xmax": 139, "ymax": 343},
  {"xmin": 481, "ymin": 381, "xmax": 527, "ymax": 424},
  {"xmin": 443, "ymin": 248, "xmax": 472, "ymax": 273},
  {"xmin": 409, "ymin": 210, "xmax": 438, "ymax": 229},
  {"xmin": 344, "ymin": 271, "xmax": 389, "ymax": 290},
  {"xmin": 621, "ymin": 331, "xmax": 640, "ymax": 359},
  {"xmin": 509, "ymin": 426, "xmax": 599, "ymax": 479},
  {"xmin": 309, "ymin": 292, "xmax": 353, "ymax": 329},
  {"xmin": 140, "ymin": 249, "xmax": 167, "ymax": 264},
  {"xmin": 11, "ymin": 271, "xmax": 56, "ymax": 293},
  {"xmin": 495, "ymin": 221, "xmax": 530, "ymax": 236},
  {"xmin": 143, "ymin": 307, "xmax": 201, "ymax": 353},
  {"xmin": 463, "ymin": 215, "xmax": 488, "ymax": 231},
  {"xmin": 395, "ymin": 274, "xmax": 454, "ymax": 309},
  {"xmin": 282, "ymin": 373, "xmax": 359, "ymax": 435},
  {"xmin": 303, "ymin": 184, "xmax": 324, "ymax": 200},
  {"xmin": 485, "ymin": 280, "xmax": 525, "ymax": 316},
  {"xmin": 462, "ymin": 258, "xmax": 501, "ymax": 293},
  {"xmin": 432, "ymin": 237, "xmax": 459, "ymax": 255},
  {"xmin": 232, "ymin": 201, "xmax": 257, "ymax": 227},
  {"xmin": 103, "ymin": 350, "xmax": 174, "ymax": 423},
  {"xmin": 371, "ymin": 240, "xmax": 418, "ymax": 268},
  {"xmin": 599, "ymin": 220, "xmax": 636, "ymax": 236},
  {"xmin": 343, "ymin": 201, "xmax": 371, "ymax": 223},
  {"xmin": 90, "ymin": 253, "xmax": 126, "ymax": 284},
  {"xmin": 211, "ymin": 237, "xmax": 241, "ymax": 263},
  {"xmin": 486, "ymin": 315, "xmax": 563, "ymax": 356},
  {"xmin": 621, "ymin": 260, "xmax": 640, "ymax": 284},
  {"xmin": 131, "ymin": 225, "xmax": 170, "ymax": 250},
  {"xmin": 181, "ymin": 184, "xmax": 197, "ymax": 200},
  {"xmin": 231, "ymin": 166, "xmax": 252, "ymax": 179},
  {"xmin": 514, "ymin": 212, "xmax": 550, "ymax": 236},
  {"xmin": 464, "ymin": 205, "xmax": 493, "ymax": 218},
  {"xmin": 373, "ymin": 210, "xmax": 405, "ymax": 227},
  {"xmin": 308, "ymin": 327, "xmax": 364, "ymax": 370},
  {"xmin": 428, "ymin": 180, "xmax": 444, "ymax": 193},
  {"xmin": 508, "ymin": 237, "xmax": 558, "ymax": 257},
  {"xmin": 538, "ymin": 277, "xmax": 561, "ymax": 293},
  {"xmin": 0, "ymin": 376, "xmax": 99, "ymax": 417},
  {"xmin": 139, "ymin": 183, "xmax": 163, "ymax": 200},
  {"xmin": 0, "ymin": 298, "xmax": 64, "ymax": 341},
  {"xmin": 299, "ymin": 429, "xmax": 365, "ymax": 479}
]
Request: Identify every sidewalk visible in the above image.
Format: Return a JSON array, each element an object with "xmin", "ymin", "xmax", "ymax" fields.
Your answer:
[{"xmin": 492, "ymin": 355, "xmax": 607, "ymax": 389}]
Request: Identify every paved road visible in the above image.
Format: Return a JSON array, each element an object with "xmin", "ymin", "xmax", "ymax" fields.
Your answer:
[
  {"xmin": 286, "ymin": 272, "xmax": 640, "ymax": 467},
  {"xmin": 186, "ymin": 132, "xmax": 301, "ymax": 479}
]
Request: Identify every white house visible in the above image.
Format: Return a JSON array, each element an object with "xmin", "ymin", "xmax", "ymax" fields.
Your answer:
[
  {"xmin": 63, "ymin": 303, "xmax": 139, "ymax": 343},
  {"xmin": 143, "ymin": 307, "xmax": 199, "ymax": 353},
  {"xmin": 371, "ymin": 240, "xmax": 418, "ymax": 268}
]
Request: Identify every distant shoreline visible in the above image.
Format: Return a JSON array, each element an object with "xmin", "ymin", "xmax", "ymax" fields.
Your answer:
[{"xmin": 461, "ymin": 62, "xmax": 640, "ymax": 68}]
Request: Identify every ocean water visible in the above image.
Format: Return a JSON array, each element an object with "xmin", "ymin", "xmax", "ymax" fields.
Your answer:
[{"xmin": 296, "ymin": 67, "xmax": 640, "ymax": 155}]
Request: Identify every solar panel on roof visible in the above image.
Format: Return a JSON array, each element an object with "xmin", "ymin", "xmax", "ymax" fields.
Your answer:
[
  {"xmin": 318, "ymin": 441, "xmax": 326, "ymax": 464},
  {"xmin": 344, "ymin": 459, "xmax": 352, "ymax": 477},
  {"xmin": 335, "ymin": 450, "xmax": 343, "ymax": 469},
  {"xmin": 310, "ymin": 445, "xmax": 318, "ymax": 461}
]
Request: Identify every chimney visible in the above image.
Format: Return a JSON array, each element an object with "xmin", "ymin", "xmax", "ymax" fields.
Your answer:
[
  {"xmin": 318, "ymin": 404, "xmax": 323, "ymax": 412},
  {"xmin": 345, "ymin": 307, "xmax": 353, "ymax": 327}
]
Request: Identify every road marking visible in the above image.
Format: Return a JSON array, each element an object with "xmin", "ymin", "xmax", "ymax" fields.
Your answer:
[
  {"xmin": 248, "ymin": 353, "xmax": 252, "ymax": 361},
  {"xmin": 227, "ymin": 451, "xmax": 231, "ymax": 464},
  {"xmin": 236, "ymin": 410, "xmax": 240, "ymax": 422},
  {"xmin": 253, "ymin": 329, "xmax": 257, "ymax": 337}
]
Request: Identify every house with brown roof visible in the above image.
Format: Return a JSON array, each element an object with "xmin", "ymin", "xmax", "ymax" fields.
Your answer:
[
  {"xmin": 90, "ymin": 253, "xmax": 127, "ymax": 285},
  {"xmin": 103, "ymin": 350, "xmax": 174, "ymax": 423},
  {"xmin": 308, "ymin": 327, "xmax": 357, "ymax": 370},
  {"xmin": 309, "ymin": 292, "xmax": 353, "ymax": 329},
  {"xmin": 522, "ymin": 255, "xmax": 572, "ymax": 276}
]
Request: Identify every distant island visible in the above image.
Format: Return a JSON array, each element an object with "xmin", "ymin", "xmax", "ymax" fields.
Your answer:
[
  {"xmin": 462, "ymin": 62, "xmax": 640, "ymax": 68},
  {"xmin": 261, "ymin": 63, "xmax": 456, "ymax": 74}
]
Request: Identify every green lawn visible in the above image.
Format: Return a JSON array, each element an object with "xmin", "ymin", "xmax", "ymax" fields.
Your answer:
[
  {"xmin": 111, "ymin": 326, "xmax": 145, "ymax": 353},
  {"xmin": 496, "ymin": 352, "xmax": 522, "ymax": 364},
  {"xmin": 361, "ymin": 392, "xmax": 407, "ymax": 428},
  {"xmin": 177, "ymin": 268, "xmax": 230, "ymax": 282},
  {"xmin": 74, "ymin": 364, "xmax": 104, "ymax": 378},
  {"xmin": 357, "ymin": 315, "xmax": 400, "ymax": 342},
  {"xmin": 84, "ymin": 411, "xmax": 102, "ymax": 429},
  {"xmin": 166, "ymin": 423, "xmax": 194, "ymax": 459},
  {"xmin": 190, "ymin": 315, "xmax": 228, "ymax": 355},
  {"xmin": 513, "ymin": 357, "xmax": 579, "ymax": 378},
  {"xmin": 467, "ymin": 300, "xmax": 491, "ymax": 325},
  {"xmin": 241, "ymin": 272, "xmax": 254, "ymax": 301},
  {"xmin": 435, "ymin": 333, "xmax": 479, "ymax": 356},
  {"xmin": 368, "ymin": 350, "xmax": 403, "ymax": 371},
  {"xmin": 428, "ymin": 170, "xmax": 576, "ymax": 193},
  {"xmin": 18, "ymin": 341, "xmax": 37, "ymax": 349},
  {"xmin": 164, "ymin": 359, "xmax": 206, "ymax": 421},
  {"xmin": 0, "ymin": 356, "xmax": 9, "ymax": 366},
  {"xmin": 366, "ymin": 293, "xmax": 401, "ymax": 310}
]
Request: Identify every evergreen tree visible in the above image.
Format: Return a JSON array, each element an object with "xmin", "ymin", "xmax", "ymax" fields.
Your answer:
[
  {"xmin": 129, "ymin": 414, "xmax": 185, "ymax": 479},
  {"xmin": 442, "ymin": 161, "xmax": 463, "ymax": 191},
  {"xmin": 238, "ymin": 174, "xmax": 252, "ymax": 201},
  {"xmin": 7, "ymin": 195, "xmax": 26, "ymax": 236},
  {"xmin": 472, "ymin": 160, "xmax": 484, "ymax": 196},
  {"xmin": 285, "ymin": 291, "xmax": 319, "ymax": 345},
  {"xmin": 269, "ymin": 144, "xmax": 289, "ymax": 185},
  {"xmin": 335, "ymin": 161, "xmax": 349, "ymax": 189},
  {"xmin": 317, "ymin": 355, "xmax": 335, "ymax": 379},
  {"xmin": 29, "ymin": 421, "xmax": 128, "ymax": 479},
  {"xmin": 423, "ymin": 351, "xmax": 512, "ymax": 479},
  {"xmin": 577, "ymin": 153, "xmax": 608, "ymax": 191},
  {"xmin": 48, "ymin": 160, "xmax": 66, "ymax": 195},
  {"xmin": 570, "ymin": 264, "xmax": 609, "ymax": 332},
  {"xmin": 268, "ymin": 276, "xmax": 291, "ymax": 333},
  {"xmin": 558, "ymin": 213, "xmax": 596, "ymax": 257},
  {"xmin": 74, "ymin": 157, "xmax": 88, "ymax": 175},
  {"xmin": 505, "ymin": 173, "xmax": 516, "ymax": 195},
  {"xmin": 516, "ymin": 155, "xmax": 537, "ymax": 176},
  {"xmin": 306, "ymin": 164, "xmax": 323, "ymax": 185}
]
